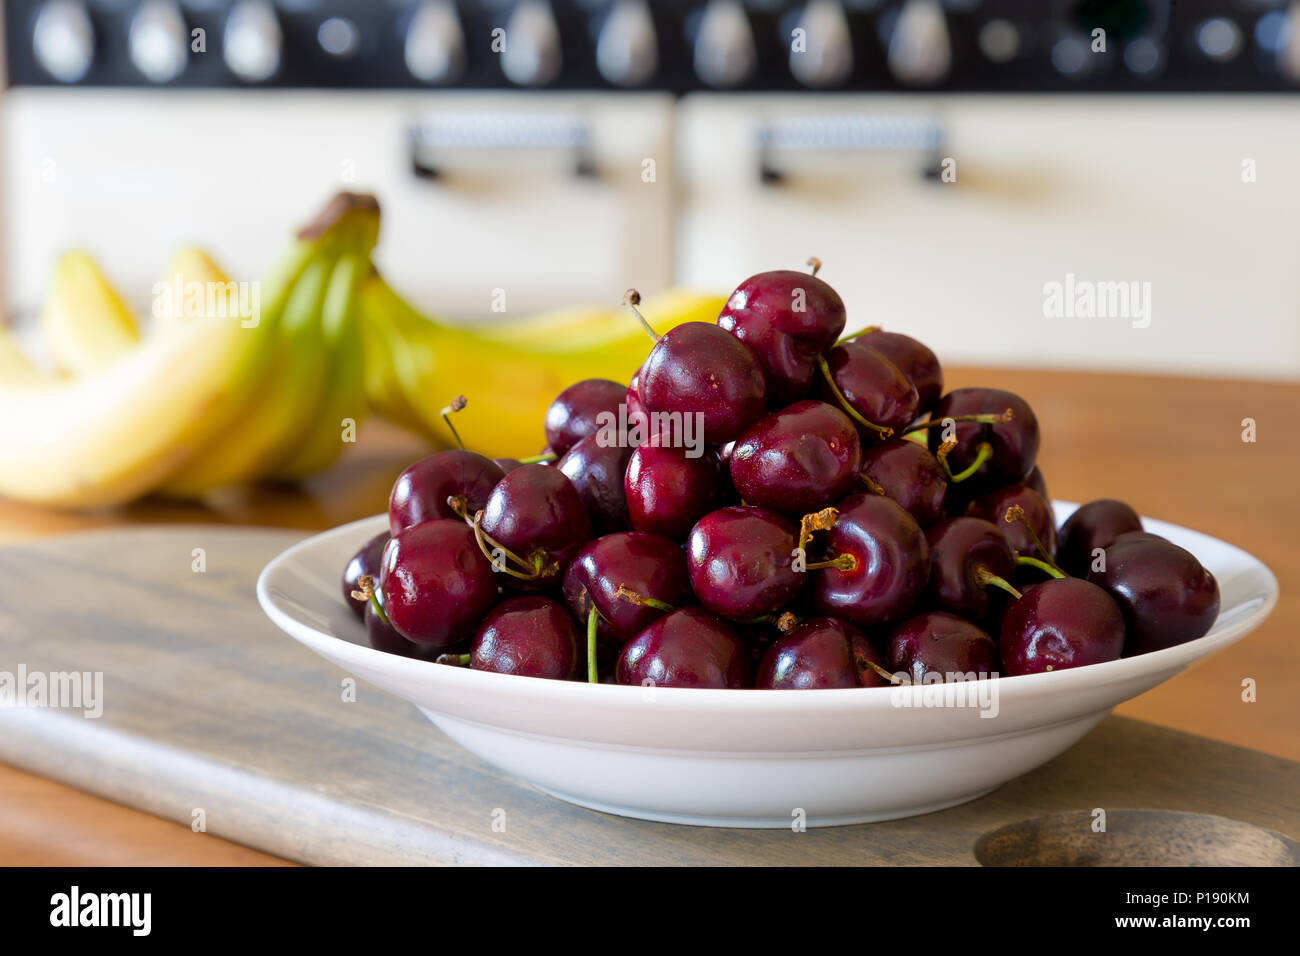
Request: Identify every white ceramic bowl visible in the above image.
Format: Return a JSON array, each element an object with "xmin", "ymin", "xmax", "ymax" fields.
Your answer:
[{"xmin": 256, "ymin": 503, "xmax": 1277, "ymax": 828}]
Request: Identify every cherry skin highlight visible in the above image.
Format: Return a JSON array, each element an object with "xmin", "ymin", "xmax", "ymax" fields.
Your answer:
[
  {"xmin": 544, "ymin": 378, "xmax": 627, "ymax": 456},
  {"xmin": 729, "ymin": 400, "xmax": 862, "ymax": 517},
  {"xmin": 686, "ymin": 506, "xmax": 804, "ymax": 620},
  {"xmin": 756, "ymin": 616, "xmax": 888, "ymax": 689},
  {"xmin": 1000, "ymin": 577, "xmax": 1126, "ymax": 675},
  {"xmin": 616, "ymin": 607, "xmax": 753, "ymax": 689},
  {"xmin": 379, "ymin": 520, "xmax": 498, "ymax": 647},
  {"xmin": 470, "ymin": 595, "xmax": 579, "ymax": 680},
  {"xmin": 389, "ymin": 450, "xmax": 505, "ymax": 535}
]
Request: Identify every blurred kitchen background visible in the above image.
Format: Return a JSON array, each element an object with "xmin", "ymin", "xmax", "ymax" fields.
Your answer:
[{"xmin": 3, "ymin": 0, "xmax": 1298, "ymax": 380}]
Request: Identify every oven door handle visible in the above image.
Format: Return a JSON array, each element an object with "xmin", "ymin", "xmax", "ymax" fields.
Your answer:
[
  {"xmin": 755, "ymin": 114, "xmax": 948, "ymax": 184},
  {"xmin": 408, "ymin": 113, "xmax": 597, "ymax": 180}
]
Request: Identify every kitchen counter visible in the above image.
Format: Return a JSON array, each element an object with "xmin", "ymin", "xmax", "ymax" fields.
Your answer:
[{"xmin": 1, "ymin": 367, "xmax": 1296, "ymax": 865}]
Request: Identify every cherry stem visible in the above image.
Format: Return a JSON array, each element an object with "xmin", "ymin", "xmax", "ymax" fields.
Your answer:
[
  {"xmin": 439, "ymin": 395, "xmax": 468, "ymax": 450},
  {"xmin": 816, "ymin": 356, "xmax": 893, "ymax": 438},
  {"xmin": 624, "ymin": 289, "xmax": 660, "ymax": 343},
  {"xmin": 834, "ymin": 325, "xmax": 881, "ymax": 346},
  {"xmin": 350, "ymin": 574, "xmax": 393, "ymax": 627},
  {"xmin": 613, "ymin": 585, "xmax": 676, "ymax": 613},
  {"xmin": 587, "ymin": 606, "xmax": 600, "ymax": 684},
  {"xmin": 797, "ymin": 506, "xmax": 839, "ymax": 553},
  {"xmin": 806, "ymin": 256, "xmax": 822, "ymax": 277},
  {"xmin": 908, "ymin": 409, "xmax": 1015, "ymax": 432},
  {"xmin": 1016, "ymin": 555, "xmax": 1066, "ymax": 579},
  {"xmin": 974, "ymin": 565, "xmax": 1022, "ymax": 600},
  {"xmin": 518, "ymin": 451, "xmax": 557, "ymax": 464},
  {"xmin": 1003, "ymin": 505, "xmax": 1066, "ymax": 573},
  {"xmin": 775, "ymin": 611, "xmax": 801, "ymax": 633},
  {"xmin": 858, "ymin": 471, "xmax": 887, "ymax": 496},
  {"xmin": 805, "ymin": 552, "xmax": 858, "ymax": 573},
  {"xmin": 436, "ymin": 653, "xmax": 471, "ymax": 667},
  {"xmin": 863, "ymin": 659, "xmax": 906, "ymax": 685},
  {"xmin": 941, "ymin": 441, "xmax": 994, "ymax": 484},
  {"xmin": 471, "ymin": 510, "xmax": 546, "ymax": 580}
]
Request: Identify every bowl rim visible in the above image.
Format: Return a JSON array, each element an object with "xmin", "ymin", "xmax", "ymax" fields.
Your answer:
[{"xmin": 255, "ymin": 503, "xmax": 1279, "ymax": 714}]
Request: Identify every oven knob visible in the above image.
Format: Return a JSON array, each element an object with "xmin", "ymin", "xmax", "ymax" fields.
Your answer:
[
  {"xmin": 129, "ymin": 0, "xmax": 189, "ymax": 84},
  {"xmin": 789, "ymin": 0, "xmax": 853, "ymax": 88},
  {"xmin": 501, "ymin": 0, "xmax": 563, "ymax": 86},
  {"xmin": 596, "ymin": 0, "xmax": 658, "ymax": 87},
  {"xmin": 694, "ymin": 0, "xmax": 757, "ymax": 88},
  {"xmin": 887, "ymin": 0, "xmax": 951, "ymax": 87},
  {"xmin": 32, "ymin": 0, "xmax": 94, "ymax": 83},
  {"xmin": 406, "ymin": 0, "xmax": 465, "ymax": 83},
  {"xmin": 224, "ymin": 0, "xmax": 281, "ymax": 83}
]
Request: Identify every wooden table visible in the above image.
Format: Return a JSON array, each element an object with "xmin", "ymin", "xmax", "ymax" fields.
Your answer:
[{"xmin": 1, "ymin": 367, "xmax": 1295, "ymax": 865}]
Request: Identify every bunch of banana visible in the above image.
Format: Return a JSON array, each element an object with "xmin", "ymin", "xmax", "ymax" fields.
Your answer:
[
  {"xmin": 0, "ymin": 193, "xmax": 379, "ymax": 508},
  {"xmin": 358, "ymin": 277, "xmax": 726, "ymax": 458}
]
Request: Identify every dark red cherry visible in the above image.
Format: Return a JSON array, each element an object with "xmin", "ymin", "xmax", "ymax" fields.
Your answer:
[
  {"xmin": 1000, "ymin": 578, "xmax": 1126, "ymax": 675},
  {"xmin": 852, "ymin": 329, "xmax": 943, "ymax": 411},
  {"xmin": 558, "ymin": 433, "xmax": 633, "ymax": 535},
  {"xmin": 624, "ymin": 442, "xmax": 720, "ymax": 539},
  {"xmin": 479, "ymin": 464, "xmax": 593, "ymax": 589},
  {"xmin": 756, "ymin": 616, "xmax": 888, "ymax": 689},
  {"xmin": 364, "ymin": 591, "xmax": 441, "ymax": 660},
  {"xmin": 638, "ymin": 322, "xmax": 766, "ymax": 444},
  {"xmin": 925, "ymin": 517, "xmax": 1017, "ymax": 620},
  {"xmin": 388, "ymin": 449, "xmax": 505, "ymax": 535},
  {"xmin": 810, "ymin": 494, "xmax": 930, "ymax": 627},
  {"xmin": 562, "ymin": 531, "xmax": 692, "ymax": 648},
  {"xmin": 1024, "ymin": 465, "xmax": 1049, "ymax": 503},
  {"xmin": 379, "ymin": 520, "xmax": 497, "ymax": 647},
  {"xmin": 470, "ymin": 596, "xmax": 578, "ymax": 680},
  {"xmin": 927, "ymin": 388, "xmax": 1040, "ymax": 494},
  {"xmin": 686, "ymin": 506, "xmax": 804, "ymax": 620},
  {"xmin": 966, "ymin": 484, "xmax": 1056, "ymax": 560},
  {"xmin": 544, "ymin": 378, "xmax": 627, "ymax": 456},
  {"xmin": 716, "ymin": 268, "xmax": 846, "ymax": 406},
  {"xmin": 886, "ymin": 611, "xmax": 1000, "ymax": 683},
  {"xmin": 729, "ymin": 400, "xmax": 861, "ymax": 516},
  {"xmin": 1087, "ymin": 536, "xmax": 1220, "ymax": 656},
  {"xmin": 615, "ymin": 607, "xmax": 752, "ymax": 689},
  {"xmin": 1057, "ymin": 499, "xmax": 1143, "ymax": 577},
  {"xmin": 859, "ymin": 438, "xmax": 948, "ymax": 528},
  {"xmin": 817, "ymin": 341, "xmax": 920, "ymax": 440},
  {"xmin": 343, "ymin": 531, "xmax": 389, "ymax": 619},
  {"xmin": 625, "ymin": 365, "xmax": 650, "ymax": 436}
]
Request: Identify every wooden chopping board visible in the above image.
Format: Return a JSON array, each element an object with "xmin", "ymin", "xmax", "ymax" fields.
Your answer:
[{"xmin": 0, "ymin": 526, "xmax": 1295, "ymax": 866}]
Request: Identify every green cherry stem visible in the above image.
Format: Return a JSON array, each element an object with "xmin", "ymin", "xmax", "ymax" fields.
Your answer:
[
  {"xmin": 613, "ymin": 585, "xmax": 676, "ymax": 612},
  {"xmin": 864, "ymin": 659, "xmax": 907, "ymax": 685},
  {"xmin": 1004, "ymin": 505, "xmax": 1067, "ymax": 573},
  {"xmin": 518, "ymin": 451, "xmax": 557, "ymax": 464},
  {"xmin": 470, "ymin": 510, "xmax": 548, "ymax": 580},
  {"xmin": 587, "ymin": 605, "xmax": 600, "ymax": 684},
  {"xmin": 974, "ymin": 565, "xmax": 1022, "ymax": 600},
  {"xmin": 436, "ymin": 653, "xmax": 471, "ymax": 667},
  {"xmin": 804, "ymin": 552, "xmax": 859, "ymax": 572},
  {"xmin": 816, "ymin": 355, "xmax": 893, "ymax": 438},
  {"xmin": 1016, "ymin": 555, "xmax": 1066, "ymax": 579},
  {"xmin": 833, "ymin": 325, "xmax": 881, "ymax": 346},
  {"xmin": 907, "ymin": 409, "xmax": 1015, "ymax": 432},
  {"xmin": 350, "ymin": 574, "xmax": 392, "ymax": 627},
  {"xmin": 937, "ymin": 440, "xmax": 994, "ymax": 484},
  {"xmin": 624, "ymin": 289, "xmax": 660, "ymax": 344},
  {"xmin": 439, "ymin": 395, "xmax": 468, "ymax": 450}
]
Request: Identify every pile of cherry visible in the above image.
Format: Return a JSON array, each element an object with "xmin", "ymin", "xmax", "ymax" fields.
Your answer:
[{"xmin": 343, "ymin": 264, "xmax": 1221, "ymax": 690}]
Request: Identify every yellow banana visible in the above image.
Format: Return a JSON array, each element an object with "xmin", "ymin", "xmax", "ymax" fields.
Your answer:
[
  {"xmin": 358, "ymin": 274, "xmax": 429, "ymax": 436},
  {"xmin": 39, "ymin": 251, "xmax": 140, "ymax": 374},
  {"xmin": 0, "ymin": 328, "xmax": 49, "ymax": 385},
  {"xmin": 153, "ymin": 247, "xmax": 238, "ymax": 329},
  {"xmin": 358, "ymin": 276, "xmax": 728, "ymax": 459}
]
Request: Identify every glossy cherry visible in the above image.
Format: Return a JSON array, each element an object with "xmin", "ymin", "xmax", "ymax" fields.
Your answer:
[
  {"xmin": 557, "ymin": 433, "xmax": 633, "ymax": 535},
  {"xmin": 817, "ymin": 341, "xmax": 919, "ymax": 440},
  {"xmin": 859, "ymin": 438, "xmax": 948, "ymax": 528},
  {"xmin": 343, "ymin": 531, "xmax": 389, "ymax": 619},
  {"xmin": 927, "ymin": 388, "xmax": 1040, "ymax": 495},
  {"xmin": 1024, "ymin": 465, "xmax": 1049, "ymax": 503},
  {"xmin": 686, "ymin": 506, "xmax": 804, "ymax": 620},
  {"xmin": 756, "ymin": 617, "xmax": 888, "ymax": 689},
  {"xmin": 544, "ymin": 378, "xmax": 627, "ymax": 456},
  {"xmin": 924, "ymin": 517, "xmax": 1017, "ymax": 620},
  {"xmin": 729, "ymin": 400, "xmax": 861, "ymax": 516},
  {"xmin": 470, "ymin": 596, "xmax": 578, "ymax": 680},
  {"xmin": 966, "ymin": 484, "xmax": 1056, "ymax": 560},
  {"xmin": 886, "ymin": 611, "xmax": 1001, "ymax": 683},
  {"xmin": 715, "ymin": 266, "xmax": 846, "ymax": 406},
  {"xmin": 379, "ymin": 519, "xmax": 497, "ymax": 647},
  {"xmin": 562, "ymin": 531, "xmax": 692, "ymax": 649},
  {"xmin": 616, "ymin": 607, "xmax": 753, "ymax": 689},
  {"xmin": 810, "ymin": 494, "xmax": 930, "ymax": 627},
  {"xmin": 637, "ymin": 322, "xmax": 766, "ymax": 445},
  {"xmin": 388, "ymin": 449, "xmax": 504, "ymax": 536},
  {"xmin": 1057, "ymin": 499, "xmax": 1143, "ymax": 577},
  {"xmin": 851, "ymin": 329, "xmax": 943, "ymax": 411},
  {"xmin": 1088, "ymin": 536, "xmax": 1220, "ymax": 656},
  {"xmin": 478, "ymin": 464, "xmax": 593, "ymax": 589},
  {"xmin": 1000, "ymin": 577, "xmax": 1126, "ymax": 675},
  {"xmin": 624, "ymin": 441, "xmax": 720, "ymax": 539}
]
